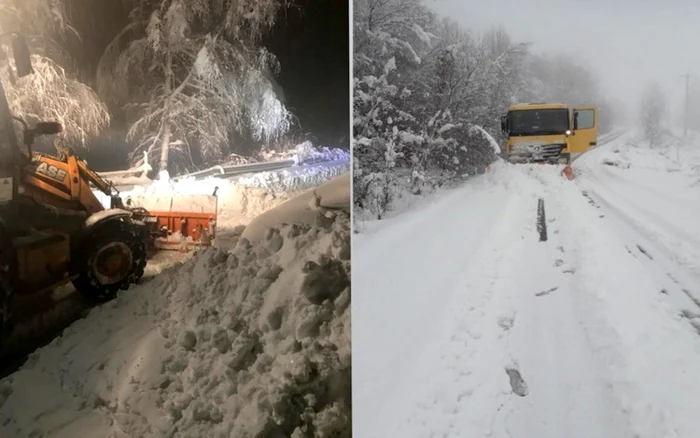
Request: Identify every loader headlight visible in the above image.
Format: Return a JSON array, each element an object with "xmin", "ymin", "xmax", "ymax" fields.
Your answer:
[{"xmin": 565, "ymin": 130, "xmax": 571, "ymax": 136}]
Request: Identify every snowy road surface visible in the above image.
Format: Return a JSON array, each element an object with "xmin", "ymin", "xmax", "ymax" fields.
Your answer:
[{"xmin": 353, "ymin": 138, "xmax": 700, "ymax": 438}]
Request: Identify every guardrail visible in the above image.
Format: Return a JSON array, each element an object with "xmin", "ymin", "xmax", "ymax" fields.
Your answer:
[
  {"xmin": 97, "ymin": 148, "xmax": 350, "ymax": 191},
  {"xmin": 172, "ymin": 159, "xmax": 296, "ymax": 181}
]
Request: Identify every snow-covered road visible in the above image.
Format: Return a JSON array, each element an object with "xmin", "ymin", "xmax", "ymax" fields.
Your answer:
[{"xmin": 353, "ymin": 138, "xmax": 700, "ymax": 437}]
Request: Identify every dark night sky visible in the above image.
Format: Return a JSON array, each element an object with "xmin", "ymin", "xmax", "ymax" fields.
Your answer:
[
  {"xmin": 263, "ymin": 0, "xmax": 350, "ymax": 149},
  {"xmin": 61, "ymin": 0, "xmax": 349, "ymax": 171}
]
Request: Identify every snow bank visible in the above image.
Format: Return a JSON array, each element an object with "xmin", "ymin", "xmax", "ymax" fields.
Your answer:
[
  {"xmin": 237, "ymin": 160, "xmax": 350, "ymax": 193},
  {"xmin": 0, "ymin": 210, "xmax": 351, "ymax": 438},
  {"xmin": 107, "ymin": 178, "xmax": 303, "ymax": 229},
  {"xmin": 354, "ymin": 166, "xmax": 493, "ymax": 232},
  {"xmin": 94, "ymin": 159, "xmax": 349, "ymax": 231},
  {"xmin": 241, "ymin": 173, "xmax": 350, "ymax": 244},
  {"xmin": 260, "ymin": 141, "xmax": 350, "ymax": 165}
]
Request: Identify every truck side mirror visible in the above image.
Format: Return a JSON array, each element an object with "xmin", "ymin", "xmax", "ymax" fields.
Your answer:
[{"xmin": 11, "ymin": 35, "xmax": 32, "ymax": 77}]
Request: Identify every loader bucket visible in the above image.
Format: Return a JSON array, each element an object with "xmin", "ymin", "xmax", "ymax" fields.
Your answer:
[
  {"xmin": 562, "ymin": 165, "xmax": 574, "ymax": 180},
  {"xmin": 125, "ymin": 193, "xmax": 218, "ymax": 252}
]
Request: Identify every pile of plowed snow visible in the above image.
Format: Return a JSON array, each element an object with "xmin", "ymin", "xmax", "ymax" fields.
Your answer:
[
  {"xmin": 0, "ymin": 210, "xmax": 351, "ymax": 438},
  {"xmin": 114, "ymin": 178, "xmax": 304, "ymax": 228}
]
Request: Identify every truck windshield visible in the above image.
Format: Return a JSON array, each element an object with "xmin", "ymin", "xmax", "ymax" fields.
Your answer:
[{"xmin": 507, "ymin": 109, "xmax": 569, "ymax": 136}]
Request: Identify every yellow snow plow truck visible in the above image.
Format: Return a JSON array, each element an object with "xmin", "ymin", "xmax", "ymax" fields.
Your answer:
[{"xmin": 500, "ymin": 103, "xmax": 598, "ymax": 165}]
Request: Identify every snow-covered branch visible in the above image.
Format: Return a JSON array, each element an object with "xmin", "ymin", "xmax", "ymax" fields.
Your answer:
[
  {"xmin": 1, "ymin": 54, "xmax": 109, "ymax": 146},
  {"xmin": 98, "ymin": 0, "xmax": 292, "ymax": 177}
]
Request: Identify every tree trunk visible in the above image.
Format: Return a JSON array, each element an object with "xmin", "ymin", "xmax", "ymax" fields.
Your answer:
[{"xmin": 158, "ymin": 51, "xmax": 173, "ymax": 179}]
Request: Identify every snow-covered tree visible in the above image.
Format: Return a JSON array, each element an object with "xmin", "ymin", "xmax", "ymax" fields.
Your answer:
[
  {"xmin": 639, "ymin": 81, "xmax": 667, "ymax": 147},
  {"xmin": 354, "ymin": 3, "xmax": 524, "ymax": 215},
  {"xmin": 353, "ymin": 0, "xmax": 614, "ymax": 219},
  {"xmin": 97, "ymin": 0, "xmax": 291, "ymax": 178},
  {"xmin": 1, "ymin": 54, "xmax": 109, "ymax": 147},
  {"xmin": 0, "ymin": 0, "xmax": 78, "ymax": 71},
  {"xmin": 0, "ymin": 3, "xmax": 109, "ymax": 149}
]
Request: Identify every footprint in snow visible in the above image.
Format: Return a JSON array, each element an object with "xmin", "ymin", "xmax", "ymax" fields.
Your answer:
[
  {"xmin": 497, "ymin": 314, "xmax": 515, "ymax": 331},
  {"xmin": 505, "ymin": 366, "xmax": 529, "ymax": 397},
  {"xmin": 554, "ymin": 259, "xmax": 564, "ymax": 267}
]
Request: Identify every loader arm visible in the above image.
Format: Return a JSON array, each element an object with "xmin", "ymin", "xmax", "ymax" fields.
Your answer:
[
  {"xmin": 78, "ymin": 159, "xmax": 112, "ymax": 196},
  {"xmin": 76, "ymin": 159, "xmax": 126, "ymax": 209}
]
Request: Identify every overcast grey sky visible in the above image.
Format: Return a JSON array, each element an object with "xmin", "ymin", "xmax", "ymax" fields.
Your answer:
[{"xmin": 426, "ymin": 0, "xmax": 700, "ymax": 121}]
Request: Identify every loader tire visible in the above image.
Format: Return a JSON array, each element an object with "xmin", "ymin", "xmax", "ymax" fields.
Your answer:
[{"xmin": 72, "ymin": 219, "xmax": 147, "ymax": 303}]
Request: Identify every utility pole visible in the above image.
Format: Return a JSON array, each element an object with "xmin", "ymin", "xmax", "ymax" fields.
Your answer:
[{"xmin": 684, "ymin": 72, "xmax": 690, "ymax": 138}]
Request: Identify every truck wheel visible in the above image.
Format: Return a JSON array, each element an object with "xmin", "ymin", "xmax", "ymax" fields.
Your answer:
[{"xmin": 72, "ymin": 220, "xmax": 147, "ymax": 303}]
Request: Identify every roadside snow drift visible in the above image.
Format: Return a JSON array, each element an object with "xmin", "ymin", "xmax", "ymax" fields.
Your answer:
[
  {"xmin": 0, "ymin": 210, "xmax": 351, "ymax": 437},
  {"xmin": 118, "ymin": 178, "xmax": 303, "ymax": 229},
  {"xmin": 241, "ymin": 173, "xmax": 351, "ymax": 244}
]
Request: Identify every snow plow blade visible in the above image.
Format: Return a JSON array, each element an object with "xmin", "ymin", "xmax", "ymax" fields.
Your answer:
[
  {"xmin": 125, "ymin": 193, "xmax": 218, "ymax": 252},
  {"xmin": 562, "ymin": 165, "xmax": 574, "ymax": 180}
]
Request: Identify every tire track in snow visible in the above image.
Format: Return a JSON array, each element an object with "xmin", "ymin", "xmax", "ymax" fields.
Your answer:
[
  {"xmin": 545, "ymin": 167, "xmax": 700, "ymax": 438},
  {"xmin": 581, "ymin": 184, "xmax": 700, "ymax": 315},
  {"xmin": 494, "ymin": 168, "xmax": 630, "ymax": 438},
  {"xmin": 366, "ymin": 173, "xmax": 542, "ymax": 438},
  {"xmin": 582, "ymin": 165, "xmax": 700, "ymax": 283},
  {"xmin": 353, "ymin": 176, "xmax": 523, "ymax": 438},
  {"xmin": 0, "ymin": 252, "xmax": 186, "ymax": 377}
]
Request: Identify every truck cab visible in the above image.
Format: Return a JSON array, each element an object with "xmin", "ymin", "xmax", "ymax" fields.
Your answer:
[{"xmin": 500, "ymin": 103, "xmax": 598, "ymax": 164}]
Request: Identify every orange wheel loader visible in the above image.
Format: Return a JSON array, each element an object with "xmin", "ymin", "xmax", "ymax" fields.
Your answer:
[{"xmin": 0, "ymin": 35, "xmax": 214, "ymax": 346}]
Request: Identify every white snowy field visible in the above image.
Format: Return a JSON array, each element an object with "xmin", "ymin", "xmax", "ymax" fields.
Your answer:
[{"xmin": 353, "ymin": 133, "xmax": 700, "ymax": 438}]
